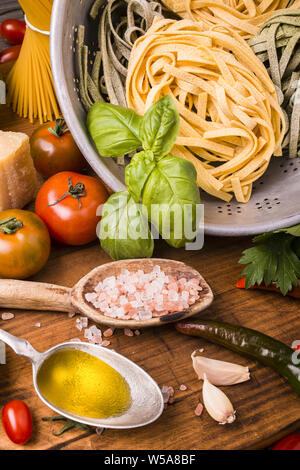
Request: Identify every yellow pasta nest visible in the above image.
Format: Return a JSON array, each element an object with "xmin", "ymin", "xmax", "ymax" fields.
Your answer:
[
  {"xmin": 126, "ymin": 18, "xmax": 285, "ymax": 203},
  {"xmin": 162, "ymin": 0, "xmax": 300, "ymax": 39}
]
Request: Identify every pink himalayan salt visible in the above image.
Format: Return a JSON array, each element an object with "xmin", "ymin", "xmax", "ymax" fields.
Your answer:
[
  {"xmin": 168, "ymin": 386, "xmax": 175, "ymax": 397},
  {"xmin": 35, "ymin": 323, "xmax": 41, "ymax": 328},
  {"xmin": 84, "ymin": 265, "xmax": 202, "ymax": 321},
  {"xmin": 101, "ymin": 340, "xmax": 111, "ymax": 347},
  {"xmin": 194, "ymin": 403, "xmax": 204, "ymax": 417},
  {"xmin": 84, "ymin": 325, "xmax": 102, "ymax": 345},
  {"xmin": 103, "ymin": 328, "xmax": 114, "ymax": 338},
  {"xmin": 124, "ymin": 328, "xmax": 134, "ymax": 337},
  {"xmin": 134, "ymin": 329, "xmax": 141, "ymax": 336},
  {"xmin": 1, "ymin": 312, "xmax": 14, "ymax": 321},
  {"xmin": 179, "ymin": 384, "xmax": 187, "ymax": 391},
  {"xmin": 68, "ymin": 312, "xmax": 76, "ymax": 318},
  {"xmin": 161, "ymin": 385, "xmax": 170, "ymax": 404}
]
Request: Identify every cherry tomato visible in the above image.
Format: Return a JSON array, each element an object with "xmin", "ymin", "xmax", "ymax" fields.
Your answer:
[
  {"xmin": 0, "ymin": 44, "xmax": 21, "ymax": 64},
  {"xmin": 0, "ymin": 19, "xmax": 26, "ymax": 45},
  {"xmin": 0, "ymin": 209, "xmax": 51, "ymax": 279},
  {"xmin": 30, "ymin": 119, "xmax": 86, "ymax": 178},
  {"xmin": 35, "ymin": 172, "xmax": 109, "ymax": 246},
  {"xmin": 273, "ymin": 434, "xmax": 300, "ymax": 450},
  {"xmin": 2, "ymin": 400, "xmax": 32, "ymax": 445}
]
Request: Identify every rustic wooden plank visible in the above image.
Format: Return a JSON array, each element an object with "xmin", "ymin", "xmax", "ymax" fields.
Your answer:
[{"xmin": 1, "ymin": 63, "xmax": 300, "ymax": 450}]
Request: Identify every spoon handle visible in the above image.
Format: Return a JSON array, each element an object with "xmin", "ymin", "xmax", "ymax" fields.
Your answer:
[
  {"xmin": 0, "ymin": 329, "xmax": 41, "ymax": 362},
  {"xmin": 0, "ymin": 279, "xmax": 76, "ymax": 313}
]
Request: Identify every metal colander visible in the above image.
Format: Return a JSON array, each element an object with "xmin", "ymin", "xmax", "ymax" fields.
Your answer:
[{"xmin": 50, "ymin": 0, "xmax": 300, "ymax": 236}]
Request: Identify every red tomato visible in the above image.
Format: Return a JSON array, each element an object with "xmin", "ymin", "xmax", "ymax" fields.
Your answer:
[
  {"xmin": 0, "ymin": 44, "xmax": 21, "ymax": 64},
  {"xmin": 0, "ymin": 19, "xmax": 26, "ymax": 44},
  {"xmin": 0, "ymin": 209, "xmax": 51, "ymax": 280},
  {"xmin": 35, "ymin": 172, "xmax": 109, "ymax": 246},
  {"xmin": 30, "ymin": 119, "xmax": 86, "ymax": 178},
  {"xmin": 273, "ymin": 434, "xmax": 300, "ymax": 450},
  {"xmin": 2, "ymin": 400, "xmax": 32, "ymax": 445}
]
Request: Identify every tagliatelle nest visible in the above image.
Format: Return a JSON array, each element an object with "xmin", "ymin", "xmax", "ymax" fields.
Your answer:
[
  {"xmin": 249, "ymin": 9, "xmax": 300, "ymax": 158},
  {"xmin": 162, "ymin": 0, "xmax": 300, "ymax": 39},
  {"xmin": 126, "ymin": 18, "xmax": 285, "ymax": 203}
]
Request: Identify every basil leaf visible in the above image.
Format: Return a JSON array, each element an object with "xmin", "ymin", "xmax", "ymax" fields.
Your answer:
[
  {"xmin": 87, "ymin": 102, "xmax": 142, "ymax": 157},
  {"xmin": 99, "ymin": 191, "xmax": 154, "ymax": 260},
  {"xmin": 140, "ymin": 95, "xmax": 180, "ymax": 159},
  {"xmin": 142, "ymin": 155, "xmax": 201, "ymax": 248},
  {"xmin": 125, "ymin": 150, "xmax": 156, "ymax": 203}
]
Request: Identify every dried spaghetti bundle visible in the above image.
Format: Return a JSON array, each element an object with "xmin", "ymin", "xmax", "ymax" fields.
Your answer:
[
  {"xmin": 249, "ymin": 9, "xmax": 300, "ymax": 158},
  {"xmin": 126, "ymin": 18, "xmax": 285, "ymax": 202},
  {"xmin": 162, "ymin": 0, "xmax": 300, "ymax": 38},
  {"xmin": 7, "ymin": 0, "xmax": 59, "ymax": 123}
]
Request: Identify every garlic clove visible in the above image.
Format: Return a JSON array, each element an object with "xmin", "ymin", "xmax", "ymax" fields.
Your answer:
[
  {"xmin": 202, "ymin": 374, "xmax": 236, "ymax": 424},
  {"xmin": 192, "ymin": 351, "xmax": 250, "ymax": 386}
]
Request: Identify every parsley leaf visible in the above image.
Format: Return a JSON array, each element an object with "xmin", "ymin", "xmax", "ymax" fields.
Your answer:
[{"xmin": 239, "ymin": 232, "xmax": 300, "ymax": 295}]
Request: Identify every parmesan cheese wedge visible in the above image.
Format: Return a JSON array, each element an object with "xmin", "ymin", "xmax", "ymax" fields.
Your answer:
[{"xmin": 0, "ymin": 131, "xmax": 37, "ymax": 210}]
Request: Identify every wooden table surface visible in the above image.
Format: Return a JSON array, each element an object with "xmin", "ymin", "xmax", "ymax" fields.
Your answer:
[{"xmin": 1, "ymin": 2, "xmax": 300, "ymax": 452}]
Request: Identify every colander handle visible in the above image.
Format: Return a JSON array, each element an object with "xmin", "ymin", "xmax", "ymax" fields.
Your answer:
[{"xmin": 0, "ymin": 279, "xmax": 76, "ymax": 314}]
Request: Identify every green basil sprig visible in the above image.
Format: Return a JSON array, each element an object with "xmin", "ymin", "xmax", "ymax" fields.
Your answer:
[
  {"xmin": 100, "ymin": 191, "xmax": 154, "ymax": 260},
  {"xmin": 87, "ymin": 95, "xmax": 200, "ymax": 259},
  {"xmin": 87, "ymin": 103, "xmax": 142, "ymax": 157}
]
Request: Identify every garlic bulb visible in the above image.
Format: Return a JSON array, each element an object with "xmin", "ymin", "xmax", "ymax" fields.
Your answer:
[
  {"xmin": 192, "ymin": 351, "xmax": 250, "ymax": 386},
  {"xmin": 202, "ymin": 374, "xmax": 236, "ymax": 424}
]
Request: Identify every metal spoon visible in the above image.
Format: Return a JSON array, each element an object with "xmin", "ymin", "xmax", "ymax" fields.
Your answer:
[
  {"xmin": 0, "ymin": 329, "xmax": 164, "ymax": 429},
  {"xmin": 0, "ymin": 258, "xmax": 213, "ymax": 328}
]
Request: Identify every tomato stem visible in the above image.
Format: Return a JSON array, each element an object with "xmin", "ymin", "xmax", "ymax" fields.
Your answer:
[
  {"xmin": 48, "ymin": 177, "xmax": 86, "ymax": 209},
  {"xmin": 48, "ymin": 118, "xmax": 69, "ymax": 139},
  {"xmin": 0, "ymin": 217, "xmax": 23, "ymax": 234}
]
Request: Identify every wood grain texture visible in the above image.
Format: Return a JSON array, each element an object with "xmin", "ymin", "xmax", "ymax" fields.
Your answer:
[{"xmin": 1, "ymin": 54, "xmax": 300, "ymax": 450}]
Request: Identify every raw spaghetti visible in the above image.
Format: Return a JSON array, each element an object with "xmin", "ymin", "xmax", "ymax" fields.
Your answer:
[
  {"xmin": 126, "ymin": 18, "xmax": 285, "ymax": 203},
  {"xmin": 162, "ymin": 0, "xmax": 300, "ymax": 38},
  {"xmin": 249, "ymin": 9, "xmax": 300, "ymax": 158},
  {"xmin": 6, "ymin": 0, "xmax": 59, "ymax": 123}
]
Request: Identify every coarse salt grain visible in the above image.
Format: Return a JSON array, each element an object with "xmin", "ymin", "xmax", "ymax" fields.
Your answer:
[
  {"xmin": 134, "ymin": 330, "xmax": 141, "ymax": 336},
  {"xmin": 35, "ymin": 323, "xmax": 41, "ymax": 328},
  {"xmin": 1, "ymin": 313, "xmax": 14, "ymax": 321},
  {"xmin": 85, "ymin": 266, "xmax": 202, "ymax": 321},
  {"xmin": 103, "ymin": 328, "xmax": 114, "ymax": 338},
  {"xmin": 68, "ymin": 312, "xmax": 76, "ymax": 318},
  {"xmin": 101, "ymin": 340, "xmax": 111, "ymax": 347},
  {"xmin": 161, "ymin": 385, "xmax": 170, "ymax": 404},
  {"xmin": 179, "ymin": 384, "xmax": 187, "ymax": 391},
  {"xmin": 124, "ymin": 328, "xmax": 134, "ymax": 337},
  {"xmin": 194, "ymin": 403, "xmax": 204, "ymax": 417}
]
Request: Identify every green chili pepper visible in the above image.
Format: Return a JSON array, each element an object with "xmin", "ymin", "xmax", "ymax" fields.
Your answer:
[{"xmin": 175, "ymin": 320, "xmax": 300, "ymax": 396}]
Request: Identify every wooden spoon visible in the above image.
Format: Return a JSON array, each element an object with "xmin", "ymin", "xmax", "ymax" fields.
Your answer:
[{"xmin": 0, "ymin": 259, "xmax": 213, "ymax": 328}]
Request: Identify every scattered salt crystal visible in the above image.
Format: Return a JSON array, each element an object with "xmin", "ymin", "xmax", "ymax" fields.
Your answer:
[
  {"xmin": 101, "ymin": 340, "xmax": 111, "ymax": 347},
  {"xmin": 134, "ymin": 330, "xmax": 141, "ymax": 336},
  {"xmin": 80, "ymin": 317, "xmax": 88, "ymax": 328},
  {"xmin": 179, "ymin": 384, "xmax": 187, "ymax": 391},
  {"xmin": 84, "ymin": 325, "xmax": 102, "ymax": 345},
  {"xmin": 68, "ymin": 312, "xmax": 76, "ymax": 318},
  {"xmin": 194, "ymin": 403, "xmax": 204, "ymax": 417},
  {"xmin": 168, "ymin": 386, "xmax": 175, "ymax": 397},
  {"xmin": 1, "ymin": 313, "xmax": 14, "ymax": 321},
  {"xmin": 161, "ymin": 385, "xmax": 170, "ymax": 404},
  {"xmin": 76, "ymin": 323, "xmax": 83, "ymax": 332},
  {"xmin": 35, "ymin": 323, "xmax": 41, "ymax": 328},
  {"xmin": 199, "ymin": 348, "xmax": 204, "ymax": 353},
  {"xmin": 124, "ymin": 328, "xmax": 134, "ymax": 337},
  {"xmin": 103, "ymin": 328, "xmax": 114, "ymax": 338},
  {"xmin": 96, "ymin": 427, "xmax": 105, "ymax": 436}
]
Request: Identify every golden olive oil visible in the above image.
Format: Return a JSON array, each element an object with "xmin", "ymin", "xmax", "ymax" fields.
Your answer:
[{"xmin": 37, "ymin": 349, "xmax": 131, "ymax": 419}]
